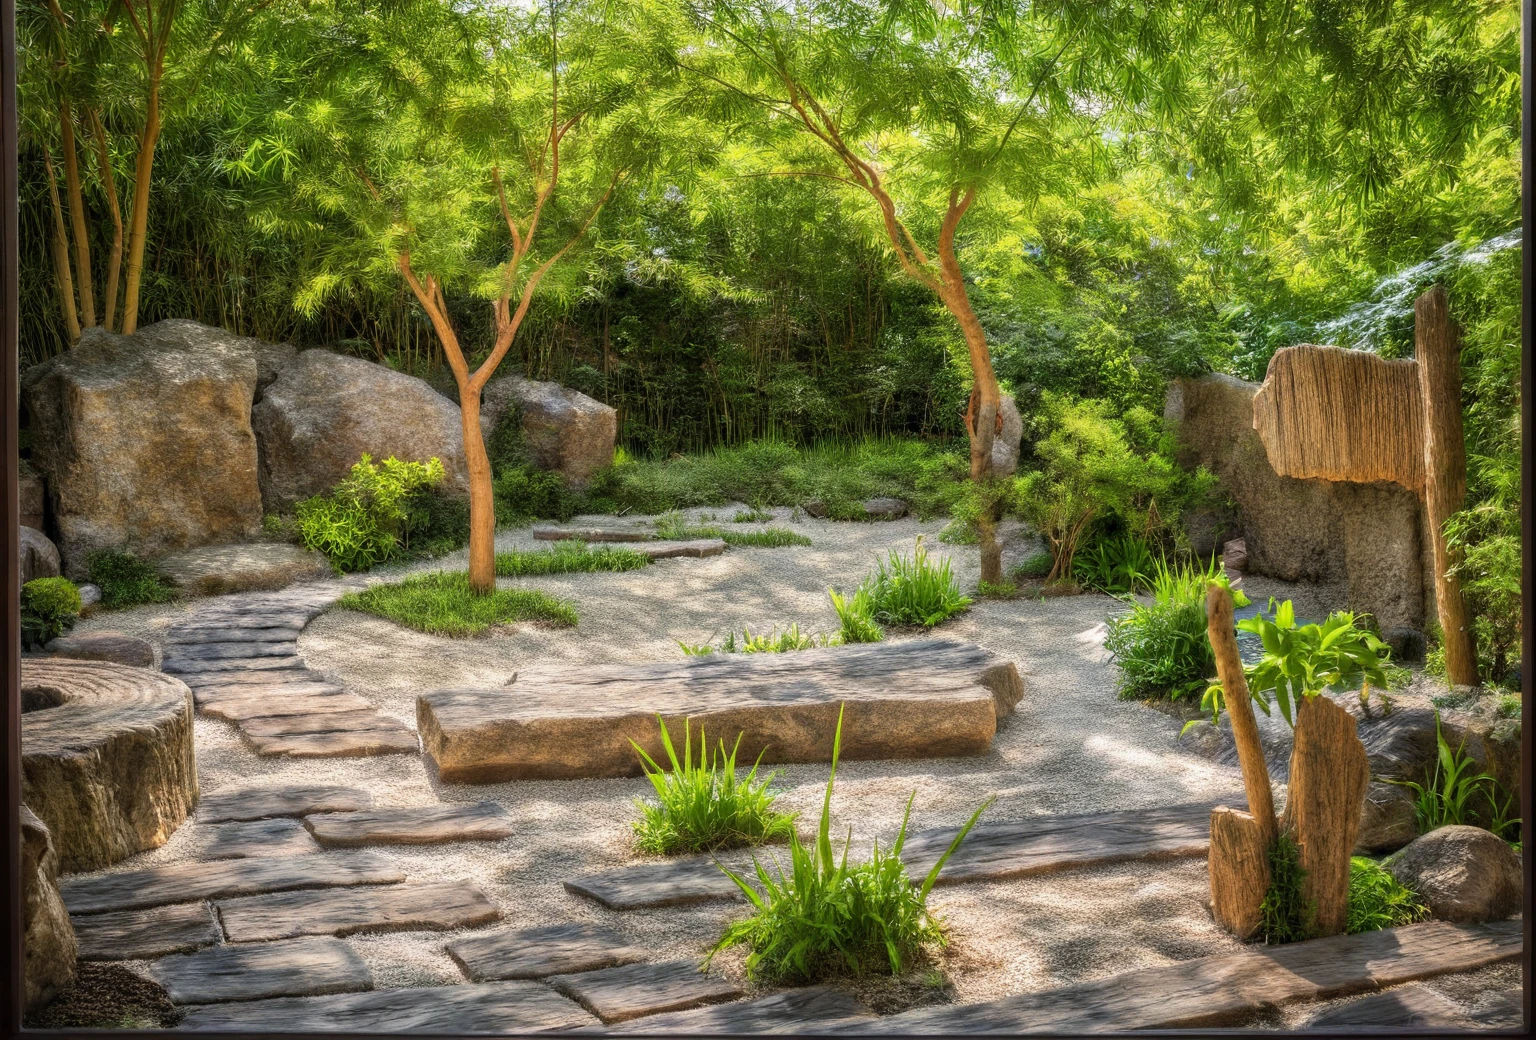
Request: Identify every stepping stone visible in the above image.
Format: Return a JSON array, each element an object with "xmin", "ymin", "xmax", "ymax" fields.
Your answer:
[
  {"xmin": 199, "ymin": 784, "xmax": 375, "ymax": 823},
  {"xmin": 549, "ymin": 959, "xmax": 744, "ymax": 1023},
  {"xmin": 635, "ymin": 538, "xmax": 727, "ymax": 559},
  {"xmin": 44, "ymin": 631, "xmax": 156, "ymax": 668},
  {"xmin": 201, "ymin": 693, "xmax": 375, "ymax": 723},
  {"xmin": 609, "ymin": 986, "xmax": 874, "ymax": 1033},
  {"xmin": 72, "ymin": 902, "xmax": 220, "ymax": 961},
  {"xmin": 446, "ymin": 922, "xmax": 647, "ymax": 981},
  {"xmin": 203, "ymin": 817, "xmax": 321, "ymax": 860},
  {"xmin": 149, "ymin": 935, "xmax": 371, "ymax": 1005},
  {"xmin": 533, "ymin": 526, "xmax": 655, "ymax": 542},
  {"xmin": 564, "ymin": 858, "xmax": 744, "ymax": 910},
  {"xmin": 305, "ymin": 803, "xmax": 513, "ymax": 847},
  {"xmin": 240, "ymin": 711, "xmax": 401, "ymax": 739},
  {"xmin": 192, "ymin": 681, "xmax": 345, "ymax": 701},
  {"xmin": 862, "ymin": 497, "xmax": 908, "ymax": 520},
  {"xmin": 419, "ymin": 639, "xmax": 1023, "ymax": 783},
  {"xmin": 244, "ymin": 725, "xmax": 419, "ymax": 758},
  {"xmin": 1304, "ymin": 984, "xmax": 1475, "ymax": 1029},
  {"xmin": 157, "ymin": 542, "xmax": 332, "ymax": 598},
  {"xmin": 60, "ymin": 850, "xmax": 402, "ymax": 914},
  {"xmin": 217, "ymin": 881, "xmax": 501, "ymax": 942},
  {"xmin": 848, "ymin": 919, "xmax": 1522, "ymax": 1034},
  {"xmin": 166, "ymin": 626, "xmax": 305, "ymax": 645},
  {"xmin": 162, "ymin": 655, "xmax": 307, "ymax": 674},
  {"xmin": 181, "ymin": 668, "xmax": 334, "ymax": 689},
  {"xmin": 177, "ymin": 981, "xmax": 597, "ymax": 1032},
  {"xmin": 156, "ymin": 640, "xmax": 299, "ymax": 662}
]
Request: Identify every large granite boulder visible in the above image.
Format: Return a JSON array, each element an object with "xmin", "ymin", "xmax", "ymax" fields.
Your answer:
[
  {"xmin": 156, "ymin": 542, "xmax": 332, "ymax": 596},
  {"xmin": 21, "ymin": 805, "xmax": 76, "ymax": 1014},
  {"xmin": 1165, "ymin": 374, "xmax": 1431, "ymax": 633},
  {"xmin": 255, "ymin": 350, "xmax": 469, "ymax": 510},
  {"xmin": 479, "ymin": 375, "xmax": 615, "ymax": 485},
  {"xmin": 21, "ymin": 658, "xmax": 198, "ymax": 872},
  {"xmin": 1385, "ymin": 825, "xmax": 1521, "ymax": 923},
  {"xmin": 990, "ymin": 395, "xmax": 1024, "ymax": 477},
  {"xmin": 20, "ymin": 527, "xmax": 61, "ymax": 586},
  {"xmin": 20, "ymin": 458, "xmax": 45, "ymax": 530},
  {"xmin": 21, "ymin": 320, "xmax": 273, "ymax": 576}
]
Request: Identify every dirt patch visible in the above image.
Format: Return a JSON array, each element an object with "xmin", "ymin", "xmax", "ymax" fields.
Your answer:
[{"xmin": 23, "ymin": 962, "xmax": 180, "ymax": 1029}]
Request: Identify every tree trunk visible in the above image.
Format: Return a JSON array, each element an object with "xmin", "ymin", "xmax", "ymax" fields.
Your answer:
[
  {"xmin": 1281, "ymin": 694, "xmax": 1369, "ymax": 938},
  {"xmin": 459, "ymin": 384, "xmax": 497, "ymax": 595},
  {"xmin": 88, "ymin": 106, "xmax": 123, "ymax": 332},
  {"xmin": 42, "ymin": 147, "xmax": 81, "ymax": 342},
  {"xmin": 1206, "ymin": 584, "xmax": 1277, "ymax": 840},
  {"xmin": 1208, "ymin": 806, "xmax": 1270, "ymax": 940},
  {"xmin": 940, "ymin": 280, "xmax": 1003, "ymax": 585},
  {"xmin": 59, "ymin": 101, "xmax": 95, "ymax": 329},
  {"xmin": 1415, "ymin": 285, "xmax": 1477, "ymax": 686},
  {"xmin": 121, "ymin": 78, "xmax": 162, "ymax": 336}
]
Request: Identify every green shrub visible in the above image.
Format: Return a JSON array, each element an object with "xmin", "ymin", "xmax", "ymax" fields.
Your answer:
[
  {"xmin": 1258, "ymin": 831, "xmax": 1311, "ymax": 944},
  {"xmin": 86, "ymin": 550, "xmax": 177, "ymax": 610},
  {"xmin": 1346, "ymin": 857, "xmax": 1426, "ymax": 934},
  {"xmin": 21, "ymin": 577, "xmax": 81, "ymax": 647},
  {"xmin": 1443, "ymin": 501, "xmax": 1520, "ymax": 688},
  {"xmin": 494, "ymin": 541, "xmax": 650, "ymax": 576},
  {"xmin": 709, "ymin": 707, "xmax": 991, "ymax": 981},
  {"xmin": 1011, "ymin": 550, "xmax": 1054, "ymax": 580},
  {"xmin": 337, "ymin": 571, "xmax": 577, "ymax": 636},
  {"xmin": 830, "ymin": 587, "xmax": 884, "ymax": 644},
  {"xmin": 1232, "ymin": 600, "xmax": 1391, "ymax": 726},
  {"xmin": 1106, "ymin": 558, "xmax": 1245, "ymax": 701},
  {"xmin": 1072, "ymin": 534, "xmax": 1158, "ymax": 594},
  {"xmin": 631, "ymin": 718, "xmax": 796, "ymax": 855},
  {"xmin": 297, "ymin": 455, "xmax": 446, "ymax": 572},
  {"xmin": 493, "ymin": 465, "xmax": 579, "ymax": 525},
  {"xmin": 857, "ymin": 539, "xmax": 971, "ymax": 628},
  {"xmin": 402, "ymin": 489, "xmax": 470, "ymax": 557}
]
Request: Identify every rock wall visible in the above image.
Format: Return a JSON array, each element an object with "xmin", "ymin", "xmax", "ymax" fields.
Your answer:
[
  {"xmin": 1166, "ymin": 373, "xmax": 1433, "ymax": 636},
  {"xmin": 22, "ymin": 805, "xmax": 76, "ymax": 1014}
]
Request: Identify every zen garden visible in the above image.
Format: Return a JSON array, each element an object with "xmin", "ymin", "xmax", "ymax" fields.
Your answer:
[{"xmin": 11, "ymin": 0, "xmax": 1526, "ymax": 1033}]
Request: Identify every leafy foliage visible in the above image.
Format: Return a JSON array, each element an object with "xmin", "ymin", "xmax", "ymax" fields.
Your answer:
[
  {"xmin": 1230, "ymin": 601, "xmax": 1391, "ymax": 727},
  {"xmin": 336, "ymin": 571, "xmax": 576, "ymax": 636},
  {"xmin": 1388, "ymin": 712, "xmax": 1516, "ymax": 837},
  {"xmin": 21, "ymin": 577, "xmax": 81, "ymax": 647},
  {"xmin": 296, "ymin": 456, "xmax": 446, "ymax": 573},
  {"xmin": 1107, "ymin": 558, "xmax": 1247, "ymax": 702},
  {"xmin": 829, "ymin": 587, "xmax": 884, "ymax": 645},
  {"xmin": 1072, "ymin": 534, "xmax": 1158, "ymax": 595},
  {"xmin": 85, "ymin": 550, "xmax": 177, "ymax": 610},
  {"xmin": 1347, "ymin": 858, "xmax": 1427, "ymax": 934},
  {"xmin": 856, "ymin": 539, "xmax": 971, "ymax": 629},
  {"xmin": 631, "ymin": 717, "xmax": 795, "ymax": 856}
]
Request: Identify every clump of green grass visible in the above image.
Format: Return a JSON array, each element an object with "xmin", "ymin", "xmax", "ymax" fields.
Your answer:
[
  {"xmin": 631, "ymin": 718, "xmax": 796, "ymax": 855},
  {"xmin": 494, "ymin": 540, "xmax": 651, "ymax": 576},
  {"xmin": 1105, "ymin": 558, "xmax": 1246, "ymax": 702},
  {"xmin": 1258, "ymin": 831, "xmax": 1312, "ymax": 944},
  {"xmin": 654, "ymin": 510, "xmax": 810, "ymax": 548},
  {"xmin": 977, "ymin": 581, "xmax": 1018, "ymax": 599},
  {"xmin": 830, "ymin": 587, "xmax": 883, "ymax": 644},
  {"xmin": 337, "ymin": 571, "xmax": 577, "ymax": 636},
  {"xmin": 709, "ymin": 707, "xmax": 991, "ymax": 982},
  {"xmin": 734, "ymin": 508, "xmax": 774, "ymax": 523},
  {"xmin": 1346, "ymin": 857, "xmax": 1427, "ymax": 934},
  {"xmin": 86, "ymin": 550, "xmax": 177, "ymax": 610},
  {"xmin": 857, "ymin": 538, "xmax": 971, "ymax": 628},
  {"xmin": 681, "ymin": 589, "xmax": 884, "ymax": 655},
  {"xmin": 1011, "ymin": 551, "xmax": 1054, "ymax": 581}
]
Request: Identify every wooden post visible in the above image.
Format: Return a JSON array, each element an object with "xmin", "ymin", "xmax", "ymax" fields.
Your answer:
[
  {"xmin": 1416, "ymin": 285, "xmax": 1478, "ymax": 686},
  {"xmin": 1206, "ymin": 585, "xmax": 1277, "ymax": 842},
  {"xmin": 1208, "ymin": 806, "xmax": 1271, "ymax": 939},
  {"xmin": 1282, "ymin": 695, "xmax": 1369, "ymax": 937}
]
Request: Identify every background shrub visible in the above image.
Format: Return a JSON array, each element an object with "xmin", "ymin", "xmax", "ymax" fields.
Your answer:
[
  {"xmin": 86, "ymin": 550, "xmax": 177, "ymax": 610},
  {"xmin": 297, "ymin": 455, "xmax": 445, "ymax": 572},
  {"xmin": 21, "ymin": 577, "xmax": 81, "ymax": 646},
  {"xmin": 857, "ymin": 539, "xmax": 971, "ymax": 628},
  {"xmin": 1105, "ymin": 559, "xmax": 1245, "ymax": 701}
]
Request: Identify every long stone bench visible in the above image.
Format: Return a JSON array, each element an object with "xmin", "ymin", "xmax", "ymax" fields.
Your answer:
[{"xmin": 417, "ymin": 640, "xmax": 1023, "ymax": 783}]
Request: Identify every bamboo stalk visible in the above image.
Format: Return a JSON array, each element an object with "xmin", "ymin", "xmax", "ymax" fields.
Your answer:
[{"xmin": 42, "ymin": 145, "xmax": 82, "ymax": 342}]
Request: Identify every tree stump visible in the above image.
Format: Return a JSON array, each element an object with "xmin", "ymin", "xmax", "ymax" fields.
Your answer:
[
  {"xmin": 1208, "ymin": 807, "xmax": 1270, "ymax": 940},
  {"xmin": 1282, "ymin": 695, "xmax": 1370, "ymax": 937},
  {"xmin": 22, "ymin": 659, "xmax": 199, "ymax": 872}
]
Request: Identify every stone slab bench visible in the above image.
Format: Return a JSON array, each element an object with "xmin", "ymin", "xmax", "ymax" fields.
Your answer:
[
  {"xmin": 418, "ymin": 639, "xmax": 1023, "ymax": 783},
  {"xmin": 176, "ymin": 981, "xmax": 597, "ymax": 1032}
]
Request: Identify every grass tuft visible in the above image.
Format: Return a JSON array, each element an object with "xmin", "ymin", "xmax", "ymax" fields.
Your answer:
[
  {"xmin": 1346, "ymin": 857, "xmax": 1427, "ymax": 934},
  {"xmin": 631, "ymin": 717, "xmax": 796, "ymax": 855},
  {"xmin": 654, "ymin": 511, "xmax": 810, "ymax": 547},
  {"xmin": 494, "ymin": 540, "xmax": 651, "ymax": 576},
  {"xmin": 1258, "ymin": 831, "xmax": 1312, "ymax": 944},
  {"xmin": 1105, "ymin": 557, "xmax": 1245, "ymax": 701},
  {"xmin": 857, "ymin": 538, "xmax": 970, "ymax": 628},
  {"xmin": 337, "ymin": 571, "xmax": 577, "ymax": 636}
]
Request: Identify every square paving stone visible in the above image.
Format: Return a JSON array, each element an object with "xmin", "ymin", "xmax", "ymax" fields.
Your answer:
[
  {"xmin": 549, "ymin": 959, "xmax": 744, "ymax": 1023},
  {"xmin": 305, "ymin": 803, "xmax": 513, "ymax": 848},
  {"xmin": 148, "ymin": 935, "xmax": 372, "ymax": 1004},
  {"xmin": 199, "ymin": 784, "xmax": 375, "ymax": 823},
  {"xmin": 201, "ymin": 693, "xmax": 375, "ymax": 722},
  {"xmin": 245, "ymin": 725, "xmax": 420, "ymax": 758},
  {"xmin": 563, "ymin": 858, "xmax": 744, "ymax": 910},
  {"xmin": 202, "ymin": 817, "xmax": 321, "ymax": 860},
  {"xmin": 176, "ymin": 981, "xmax": 597, "ymax": 1032},
  {"xmin": 217, "ymin": 881, "xmax": 501, "ymax": 942},
  {"xmin": 446, "ymin": 922, "xmax": 647, "ymax": 981},
  {"xmin": 72, "ymin": 903, "xmax": 220, "ymax": 961},
  {"xmin": 61, "ymin": 851, "xmax": 402, "ymax": 914}
]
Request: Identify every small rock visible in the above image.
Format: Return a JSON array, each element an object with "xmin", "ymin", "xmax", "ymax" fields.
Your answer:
[
  {"xmin": 21, "ymin": 805, "xmax": 76, "ymax": 1014},
  {"xmin": 1385, "ymin": 825, "xmax": 1521, "ymax": 923},
  {"xmin": 44, "ymin": 632, "xmax": 156, "ymax": 670},
  {"xmin": 1354, "ymin": 781, "xmax": 1418, "ymax": 854},
  {"xmin": 990, "ymin": 396, "xmax": 1023, "ymax": 477},
  {"xmin": 20, "ymin": 526, "xmax": 61, "ymax": 586},
  {"xmin": 76, "ymin": 584, "xmax": 102, "ymax": 607},
  {"xmin": 801, "ymin": 499, "xmax": 828, "ymax": 519},
  {"xmin": 1222, "ymin": 538, "xmax": 1248, "ymax": 574},
  {"xmin": 863, "ymin": 497, "xmax": 908, "ymax": 521}
]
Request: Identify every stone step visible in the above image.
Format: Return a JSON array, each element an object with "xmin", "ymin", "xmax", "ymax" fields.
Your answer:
[
  {"xmin": 202, "ymin": 817, "xmax": 322, "ymax": 860},
  {"xmin": 193, "ymin": 682, "xmax": 347, "ymax": 704},
  {"xmin": 549, "ymin": 959, "xmax": 744, "ymax": 1024},
  {"xmin": 166, "ymin": 626, "xmax": 305, "ymax": 645},
  {"xmin": 634, "ymin": 539, "xmax": 726, "ymax": 559},
  {"xmin": 72, "ymin": 903, "xmax": 221, "ymax": 961},
  {"xmin": 845, "ymin": 920, "xmax": 1523, "ymax": 1033},
  {"xmin": 201, "ymin": 692, "xmax": 373, "ymax": 723},
  {"xmin": 239, "ymin": 710, "xmax": 399, "ymax": 738},
  {"xmin": 61, "ymin": 850, "xmax": 402, "ymax": 914},
  {"xmin": 446, "ymin": 922, "xmax": 647, "ymax": 981},
  {"xmin": 243, "ymin": 725, "xmax": 419, "ymax": 758},
  {"xmin": 305, "ymin": 803, "xmax": 513, "ymax": 847},
  {"xmin": 181, "ymin": 668, "xmax": 335, "ymax": 689},
  {"xmin": 532, "ymin": 527, "xmax": 655, "ymax": 542},
  {"xmin": 563, "ymin": 858, "xmax": 744, "ymax": 911},
  {"xmin": 149, "ymin": 935, "xmax": 371, "ymax": 1005},
  {"xmin": 176, "ymin": 981, "xmax": 597, "ymax": 1032},
  {"xmin": 609, "ymin": 986, "xmax": 874, "ymax": 1033},
  {"xmin": 199, "ymin": 784, "xmax": 375, "ymax": 823},
  {"xmin": 162, "ymin": 655, "xmax": 307, "ymax": 675},
  {"xmin": 157, "ymin": 640, "xmax": 299, "ymax": 662},
  {"xmin": 418, "ymin": 639, "xmax": 1023, "ymax": 783},
  {"xmin": 1304, "ymin": 984, "xmax": 1476, "ymax": 1029},
  {"xmin": 217, "ymin": 880, "xmax": 500, "ymax": 942}
]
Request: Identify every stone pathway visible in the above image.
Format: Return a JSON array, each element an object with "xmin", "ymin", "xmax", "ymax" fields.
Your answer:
[
  {"xmin": 549, "ymin": 959, "xmax": 745, "ymax": 1024},
  {"xmin": 446, "ymin": 923, "xmax": 648, "ymax": 981},
  {"xmin": 163, "ymin": 587, "xmax": 417, "ymax": 758}
]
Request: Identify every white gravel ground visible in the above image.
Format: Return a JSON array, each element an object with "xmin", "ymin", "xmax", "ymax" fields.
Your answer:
[{"xmin": 67, "ymin": 508, "xmax": 1518, "ymax": 1026}]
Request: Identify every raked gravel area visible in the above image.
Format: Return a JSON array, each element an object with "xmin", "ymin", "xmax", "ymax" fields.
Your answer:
[{"xmin": 62, "ymin": 507, "xmax": 1517, "ymax": 1024}]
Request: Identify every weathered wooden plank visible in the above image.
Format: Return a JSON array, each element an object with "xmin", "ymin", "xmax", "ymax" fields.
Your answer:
[
  {"xmin": 549, "ymin": 959, "xmax": 744, "ymax": 1024},
  {"xmin": 149, "ymin": 935, "xmax": 372, "ymax": 1005},
  {"xmin": 60, "ymin": 851, "xmax": 402, "ymax": 914},
  {"xmin": 193, "ymin": 682, "xmax": 346, "ymax": 704},
  {"xmin": 846, "ymin": 920, "xmax": 1522, "ymax": 1034},
  {"xmin": 199, "ymin": 783, "xmax": 375, "ymax": 823},
  {"xmin": 165, "ymin": 626, "xmax": 305, "ymax": 645},
  {"xmin": 563, "ymin": 858, "xmax": 744, "ymax": 911},
  {"xmin": 181, "ymin": 668, "xmax": 334, "ymax": 689},
  {"xmin": 1282, "ymin": 694, "xmax": 1369, "ymax": 936},
  {"xmin": 305, "ymin": 803, "xmax": 512, "ymax": 848},
  {"xmin": 245, "ymin": 726, "xmax": 419, "ymax": 758},
  {"xmin": 446, "ymin": 922, "xmax": 647, "ymax": 981},
  {"xmin": 157, "ymin": 640, "xmax": 299, "ymax": 661},
  {"xmin": 176, "ymin": 981, "xmax": 597, "ymax": 1032},
  {"xmin": 217, "ymin": 881, "xmax": 501, "ymax": 942},
  {"xmin": 419, "ymin": 639, "xmax": 1022, "ymax": 783},
  {"xmin": 1304, "ymin": 984, "xmax": 1475, "ymax": 1029},
  {"xmin": 1208, "ymin": 807, "xmax": 1269, "ymax": 940},
  {"xmin": 635, "ymin": 539, "xmax": 726, "ymax": 559},
  {"xmin": 607, "ymin": 986, "xmax": 874, "ymax": 1033},
  {"xmin": 72, "ymin": 903, "xmax": 220, "ymax": 961}
]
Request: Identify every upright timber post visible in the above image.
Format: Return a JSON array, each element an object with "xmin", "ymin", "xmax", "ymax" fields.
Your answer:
[{"xmin": 1415, "ymin": 285, "xmax": 1478, "ymax": 687}]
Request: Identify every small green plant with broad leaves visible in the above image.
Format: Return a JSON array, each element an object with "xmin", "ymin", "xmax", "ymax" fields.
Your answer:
[
  {"xmin": 1107, "ymin": 558, "xmax": 1246, "ymax": 702},
  {"xmin": 1388, "ymin": 711, "xmax": 1517, "ymax": 837},
  {"xmin": 1072, "ymin": 534, "xmax": 1158, "ymax": 595},
  {"xmin": 21, "ymin": 577, "xmax": 81, "ymax": 647},
  {"xmin": 297, "ymin": 455, "xmax": 446, "ymax": 572},
  {"xmin": 494, "ymin": 541, "xmax": 650, "ymax": 576},
  {"xmin": 709, "ymin": 706, "xmax": 992, "ymax": 981},
  {"xmin": 86, "ymin": 550, "xmax": 177, "ymax": 610},
  {"xmin": 336, "ymin": 571, "xmax": 576, "ymax": 636},
  {"xmin": 630, "ymin": 717, "xmax": 796, "ymax": 855},
  {"xmin": 1346, "ymin": 858, "xmax": 1427, "ymax": 934},
  {"xmin": 856, "ymin": 538, "xmax": 971, "ymax": 628}
]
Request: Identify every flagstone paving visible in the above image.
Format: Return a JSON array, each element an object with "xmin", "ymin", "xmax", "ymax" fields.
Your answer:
[
  {"xmin": 446, "ymin": 922, "xmax": 648, "ymax": 981},
  {"xmin": 549, "ymin": 959, "xmax": 746, "ymax": 1023},
  {"xmin": 304, "ymin": 803, "xmax": 514, "ymax": 847},
  {"xmin": 176, "ymin": 981, "xmax": 599, "ymax": 1032},
  {"xmin": 198, "ymin": 783, "xmax": 375, "ymax": 823},
  {"xmin": 148, "ymin": 936, "xmax": 372, "ymax": 1005},
  {"xmin": 216, "ymin": 881, "xmax": 501, "ymax": 942},
  {"xmin": 200, "ymin": 817, "xmax": 321, "ymax": 859},
  {"xmin": 72, "ymin": 903, "xmax": 221, "ymax": 961}
]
